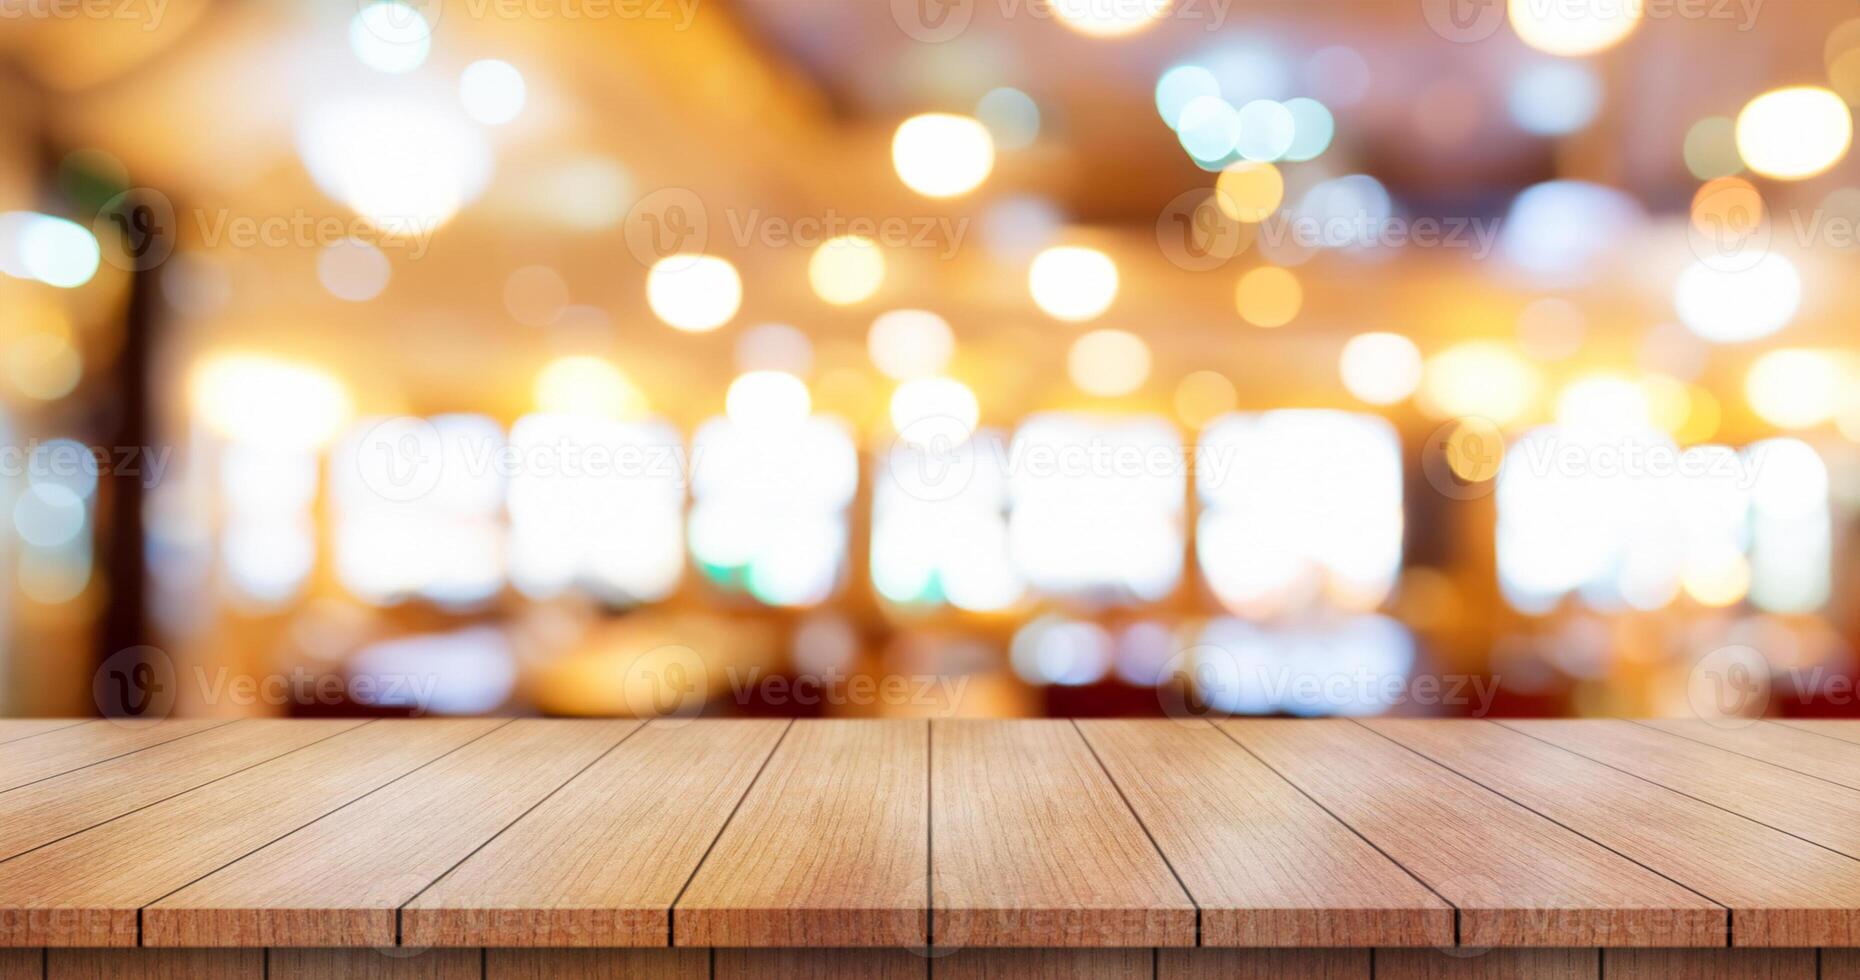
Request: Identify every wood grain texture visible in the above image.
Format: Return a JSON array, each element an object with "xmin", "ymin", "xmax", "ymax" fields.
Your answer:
[
  {"xmin": 267, "ymin": 949, "xmax": 480, "ymax": 980},
  {"xmin": 0, "ymin": 719, "xmax": 368, "ymax": 863},
  {"xmin": 1373, "ymin": 949, "xmax": 1598, "ymax": 979},
  {"xmin": 484, "ymin": 949, "xmax": 706, "ymax": 980},
  {"xmin": 1827, "ymin": 949, "xmax": 1860, "ymax": 979},
  {"xmin": 1638, "ymin": 720, "xmax": 1860, "ymax": 791},
  {"xmin": 715, "ymin": 949, "xmax": 924, "ymax": 979},
  {"xmin": 45, "ymin": 949, "xmax": 260, "ymax": 980},
  {"xmin": 402, "ymin": 720, "xmax": 790, "ymax": 948},
  {"xmin": 1602, "ymin": 949, "xmax": 1816, "ymax": 979},
  {"xmin": 1078, "ymin": 720, "xmax": 1451, "ymax": 947},
  {"xmin": 936, "ymin": 949, "xmax": 1150, "ymax": 979},
  {"xmin": 1158, "ymin": 949, "xmax": 1370, "ymax": 980},
  {"xmin": 0, "ymin": 721, "xmax": 229, "ymax": 794},
  {"xmin": 0, "ymin": 950, "xmax": 36, "ymax": 980},
  {"xmin": 0, "ymin": 721, "xmax": 86, "ymax": 746},
  {"xmin": 1772, "ymin": 720, "xmax": 1860, "ymax": 747},
  {"xmin": 1223, "ymin": 720, "xmax": 1723, "ymax": 948},
  {"xmin": 674, "ymin": 719, "xmax": 926, "ymax": 947},
  {"xmin": 145, "ymin": 720, "xmax": 639, "ymax": 947},
  {"xmin": 1367, "ymin": 719, "xmax": 1860, "ymax": 946},
  {"xmin": 930, "ymin": 720, "xmax": 1195, "ymax": 948},
  {"xmin": 1504, "ymin": 719, "xmax": 1860, "ymax": 857},
  {"xmin": 0, "ymin": 719, "xmax": 500, "ymax": 947}
]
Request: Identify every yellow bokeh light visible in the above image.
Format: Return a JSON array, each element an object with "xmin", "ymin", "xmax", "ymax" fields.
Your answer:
[
  {"xmin": 1234, "ymin": 266, "xmax": 1302, "ymax": 328},
  {"xmin": 1050, "ymin": 0, "xmax": 1172, "ymax": 37},
  {"xmin": 808, "ymin": 235, "xmax": 885, "ymax": 306},
  {"xmin": 1677, "ymin": 386, "xmax": 1721, "ymax": 445},
  {"xmin": 1508, "ymin": 0, "xmax": 1642, "ymax": 56},
  {"xmin": 892, "ymin": 113, "xmax": 995, "ymax": 198},
  {"xmin": 1689, "ymin": 177, "xmax": 1764, "ymax": 236},
  {"xmin": 867, "ymin": 309, "xmax": 955, "ymax": 381},
  {"xmin": 1555, "ymin": 374, "xmax": 1652, "ymax": 432},
  {"xmin": 889, "ymin": 376, "xmax": 980, "ymax": 444},
  {"xmin": 534, "ymin": 355, "xmax": 648, "ymax": 420},
  {"xmin": 646, "ymin": 254, "xmax": 742, "ymax": 333},
  {"xmin": 1213, "ymin": 162, "xmax": 1284, "ymax": 223},
  {"xmin": 1736, "ymin": 86, "xmax": 1854, "ymax": 181},
  {"xmin": 190, "ymin": 354, "xmax": 352, "ymax": 449},
  {"xmin": 1639, "ymin": 374, "xmax": 1693, "ymax": 437},
  {"xmin": 1339, "ymin": 332, "xmax": 1424, "ymax": 406},
  {"xmin": 1029, "ymin": 246, "xmax": 1119, "ymax": 322},
  {"xmin": 1418, "ymin": 341, "xmax": 1542, "ymax": 426},
  {"xmin": 1067, "ymin": 329, "xmax": 1150, "ymax": 396},
  {"xmin": 1683, "ymin": 555, "xmax": 1751, "ymax": 608},
  {"xmin": 1746, "ymin": 349, "xmax": 1848, "ymax": 429},
  {"xmin": 725, "ymin": 370, "xmax": 812, "ymax": 429},
  {"xmin": 1173, "ymin": 370, "xmax": 1237, "ymax": 429},
  {"xmin": 1443, "ymin": 417, "xmax": 1505, "ymax": 484}
]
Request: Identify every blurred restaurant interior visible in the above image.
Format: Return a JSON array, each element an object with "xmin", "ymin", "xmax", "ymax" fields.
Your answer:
[{"xmin": 0, "ymin": 0, "xmax": 1858, "ymax": 722}]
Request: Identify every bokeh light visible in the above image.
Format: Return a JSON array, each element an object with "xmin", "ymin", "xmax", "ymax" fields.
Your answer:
[
  {"xmin": 1419, "ymin": 341, "xmax": 1541, "ymax": 425},
  {"xmin": 1508, "ymin": 0, "xmax": 1641, "ymax": 56},
  {"xmin": 1674, "ymin": 253, "xmax": 1801, "ymax": 344},
  {"xmin": 808, "ymin": 235, "xmax": 886, "ymax": 306},
  {"xmin": 892, "ymin": 114, "xmax": 995, "ymax": 198},
  {"xmin": 1029, "ymin": 246, "xmax": 1119, "ymax": 322},
  {"xmin": 349, "ymin": 2, "xmax": 430, "ymax": 74},
  {"xmin": 1067, "ymin": 329, "xmax": 1151, "ymax": 396},
  {"xmin": 1746, "ymin": 350, "xmax": 1847, "ymax": 429},
  {"xmin": 459, "ymin": 60, "xmax": 528, "ymax": 126},
  {"xmin": 1050, "ymin": 0, "xmax": 1172, "ymax": 38},
  {"xmin": 1736, "ymin": 86, "xmax": 1854, "ymax": 180},
  {"xmin": 1235, "ymin": 266, "xmax": 1302, "ymax": 328},
  {"xmin": 647, "ymin": 254, "xmax": 742, "ymax": 332},
  {"xmin": 868, "ymin": 309, "xmax": 955, "ymax": 380},
  {"xmin": 726, "ymin": 371, "xmax": 812, "ymax": 430},
  {"xmin": 534, "ymin": 356, "xmax": 648, "ymax": 420},
  {"xmin": 1339, "ymin": 333, "xmax": 1423, "ymax": 406}
]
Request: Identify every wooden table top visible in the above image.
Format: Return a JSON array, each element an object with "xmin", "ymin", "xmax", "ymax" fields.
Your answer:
[{"xmin": 0, "ymin": 717, "xmax": 1858, "ymax": 951}]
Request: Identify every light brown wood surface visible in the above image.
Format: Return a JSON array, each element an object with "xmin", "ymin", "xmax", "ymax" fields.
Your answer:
[
  {"xmin": 0, "ymin": 719, "xmax": 368, "ymax": 863},
  {"xmin": 1639, "ymin": 720, "xmax": 1860, "ymax": 791},
  {"xmin": 1223, "ymin": 719, "xmax": 1723, "ymax": 947},
  {"xmin": 1077, "ymin": 719, "xmax": 1451, "ymax": 947},
  {"xmin": 401, "ymin": 720, "xmax": 790, "ymax": 948},
  {"xmin": 0, "ymin": 721, "xmax": 228, "ymax": 794},
  {"xmin": 1773, "ymin": 720, "xmax": 1860, "ymax": 746},
  {"xmin": 929, "ymin": 720, "xmax": 1195, "ymax": 948},
  {"xmin": 143, "ymin": 720, "xmax": 639, "ymax": 947},
  {"xmin": 0, "ymin": 719, "xmax": 499, "ymax": 946},
  {"xmin": 45, "ymin": 949, "xmax": 259, "ymax": 980},
  {"xmin": 674, "ymin": 719, "xmax": 927, "ymax": 947},
  {"xmin": 1504, "ymin": 719, "xmax": 1860, "ymax": 857},
  {"xmin": 0, "ymin": 722, "xmax": 85, "ymax": 746},
  {"xmin": 1368, "ymin": 718, "xmax": 1860, "ymax": 946}
]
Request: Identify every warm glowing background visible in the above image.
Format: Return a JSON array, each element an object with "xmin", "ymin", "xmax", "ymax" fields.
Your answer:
[{"xmin": 0, "ymin": 0, "xmax": 1856, "ymax": 721}]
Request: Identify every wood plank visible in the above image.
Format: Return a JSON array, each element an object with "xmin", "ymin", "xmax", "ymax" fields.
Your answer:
[
  {"xmin": 1639, "ymin": 720, "xmax": 1860, "ymax": 791},
  {"xmin": 1077, "ymin": 720, "xmax": 1451, "ymax": 947},
  {"xmin": 1827, "ymin": 949, "xmax": 1860, "ymax": 980},
  {"xmin": 268, "ymin": 949, "xmax": 480, "ymax": 980},
  {"xmin": 930, "ymin": 719, "xmax": 1196, "ymax": 948},
  {"xmin": 1602, "ymin": 949, "xmax": 1815, "ymax": 979},
  {"xmin": 1159, "ymin": 949, "xmax": 1369, "ymax": 980},
  {"xmin": 1222, "ymin": 720, "xmax": 1723, "ymax": 948},
  {"xmin": 402, "ymin": 720, "xmax": 790, "ymax": 948},
  {"xmin": 1772, "ymin": 720, "xmax": 1860, "ymax": 747},
  {"xmin": 0, "ymin": 950, "xmax": 35, "ymax": 980},
  {"xmin": 0, "ymin": 720, "xmax": 229, "ymax": 794},
  {"xmin": 674, "ymin": 719, "xmax": 927, "ymax": 947},
  {"xmin": 0, "ymin": 719, "xmax": 501, "ymax": 947},
  {"xmin": 0, "ymin": 722, "xmax": 86, "ymax": 746},
  {"xmin": 144, "ymin": 719, "xmax": 640, "ymax": 947},
  {"xmin": 1503, "ymin": 720, "xmax": 1860, "ymax": 857},
  {"xmin": 1374, "ymin": 949, "xmax": 1597, "ymax": 979},
  {"xmin": 937, "ymin": 949, "xmax": 1149, "ymax": 979},
  {"xmin": 0, "ymin": 719, "xmax": 369, "ymax": 862},
  {"xmin": 715, "ymin": 949, "xmax": 923, "ymax": 979},
  {"xmin": 484, "ymin": 949, "xmax": 706, "ymax": 980},
  {"xmin": 45, "ymin": 949, "xmax": 259, "ymax": 980},
  {"xmin": 1366, "ymin": 719, "xmax": 1860, "ymax": 947}
]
